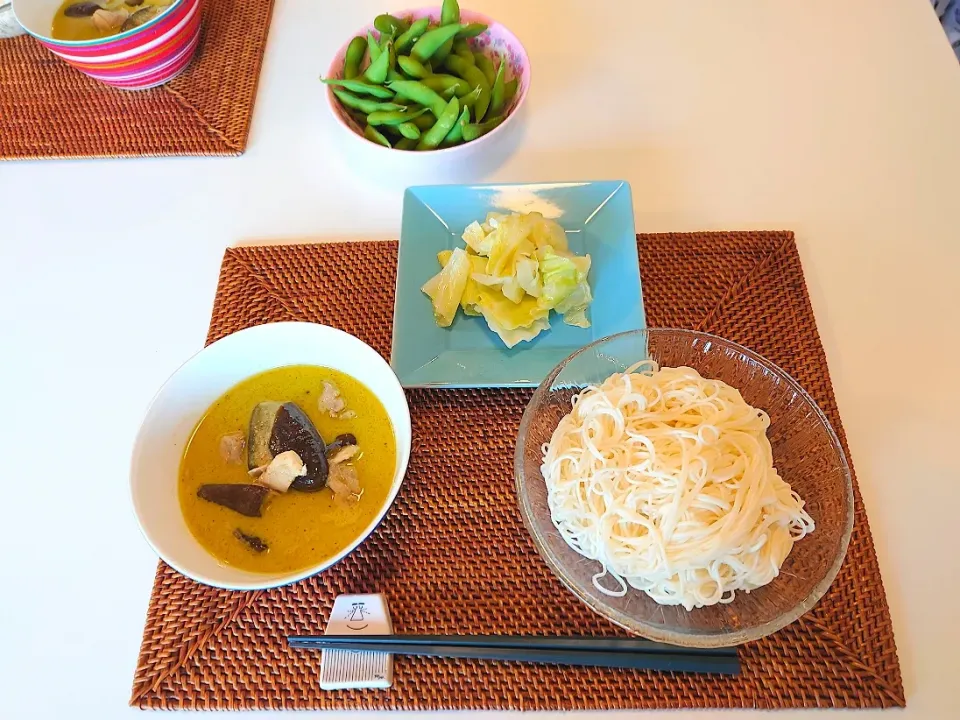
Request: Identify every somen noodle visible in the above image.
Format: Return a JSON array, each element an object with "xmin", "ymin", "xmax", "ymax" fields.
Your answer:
[{"xmin": 541, "ymin": 361, "xmax": 815, "ymax": 610}]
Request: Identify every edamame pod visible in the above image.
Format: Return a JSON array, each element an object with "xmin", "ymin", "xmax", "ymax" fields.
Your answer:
[
  {"xmin": 374, "ymin": 14, "xmax": 407, "ymax": 36},
  {"xmin": 442, "ymin": 105, "xmax": 471, "ymax": 146},
  {"xmin": 432, "ymin": 37, "xmax": 454, "ymax": 65},
  {"xmin": 395, "ymin": 17, "xmax": 430, "ymax": 54},
  {"xmin": 334, "ymin": 89, "xmax": 405, "ymax": 114},
  {"xmin": 444, "ymin": 54, "xmax": 490, "ymax": 120},
  {"xmin": 489, "ymin": 56, "xmax": 507, "ymax": 116},
  {"xmin": 474, "ymin": 52, "xmax": 496, "ymax": 86},
  {"xmin": 395, "ymin": 137, "xmax": 418, "ymax": 150},
  {"xmin": 462, "ymin": 114, "xmax": 504, "ymax": 142},
  {"xmin": 411, "ymin": 23, "xmax": 463, "ymax": 63},
  {"xmin": 455, "ymin": 23, "xmax": 488, "ymax": 39},
  {"xmin": 441, "ymin": 0, "xmax": 460, "ymax": 26},
  {"xmin": 417, "ymin": 96, "xmax": 460, "ymax": 150},
  {"xmin": 321, "ymin": 77, "xmax": 395, "ymax": 99},
  {"xmin": 367, "ymin": 107, "xmax": 428, "ymax": 126},
  {"xmin": 343, "ymin": 36, "xmax": 367, "ymax": 79},
  {"xmin": 388, "ymin": 80, "xmax": 448, "ymax": 117},
  {"xmin": 398, "ymin": 122, "xmax": 421, "ymax": 140},
  {"xmin": 452, "ymin": 39, "xmax": 475, "ymax": 64},
  {"xmin": 398, "ymin": 55, "xmax": 432, "ymax": 79},
  {"xmin": 364, "ymin": 124, "xmax": 392, "ymax": 147},
  {"xmin": 420, "ymin": 73, "xmax": 471, "ymax": 96},
  {"xmin": 504, "ymin": 76, "xmax": 519, "ymax": 103},
  {"xmin": 364, "ymin": 40, "xmax": 392, "ymax": 84}
]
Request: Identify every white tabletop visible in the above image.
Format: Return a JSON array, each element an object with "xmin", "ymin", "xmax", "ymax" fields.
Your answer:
[{"xmin": 3, "ymin": 1, "xmax": 960, "ymax": 718}]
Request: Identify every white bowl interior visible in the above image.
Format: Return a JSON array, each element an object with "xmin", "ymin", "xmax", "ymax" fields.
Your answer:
[{"xmin": 130, "ymin": 322, "xmax": 412, "ymax": 590}]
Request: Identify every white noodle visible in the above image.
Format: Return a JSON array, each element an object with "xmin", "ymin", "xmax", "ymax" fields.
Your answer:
[{"xmin": 541, "ymin": 361, "xmax": 815, "ymax": 610}]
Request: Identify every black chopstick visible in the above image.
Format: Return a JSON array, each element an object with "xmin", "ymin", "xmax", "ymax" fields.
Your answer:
[
  {"xmin": 287, "ymin": 635, "xmax": 739, "ymax": 675},
  {"xmin": 291, "ymin": 634, "xmax": 735, "ymax": 656}
]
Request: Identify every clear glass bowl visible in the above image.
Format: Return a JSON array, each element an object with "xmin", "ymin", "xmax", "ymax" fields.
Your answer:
[{"xmin": 515, "ymin": 329, "xmax": 854, "ymax": 647}]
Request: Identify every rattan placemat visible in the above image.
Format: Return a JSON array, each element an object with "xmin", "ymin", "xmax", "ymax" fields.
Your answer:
[
  {"xmin": 0, "ymin": 0, "xmax": 273, "ymax": 160},
  {"xmin": 131, "ymin": 232, "xmax": 904, "ymax": 710}
]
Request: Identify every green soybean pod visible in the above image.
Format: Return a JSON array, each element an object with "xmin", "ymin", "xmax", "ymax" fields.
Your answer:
[
  {"xmin": 452, "ymin": 38, "xmax": 475, "ymax": 64},
  {"xmin": 398, "ymin": 122, "xmax": 421, "ymax": 140},
  {"xmin": 420, "ymin": 73, "xmax": 471, "ymax": 96},
  {"xmin": 458, "ymin": 84, "xmax": 482, "ymax": 110},
  {"xmin": 442, "ymin": 105, "xmax": 471, "ymax": 146},
  {"xmin": 461, "ymin": 114, "xmax": 504, "ymax": 142},
  {"xmin": 444, "ymin": 54, "xmax": 490, "ymax": 120},
  {"xmin": 412, "ymin": 112, "xmax": 436, "ymax": 130},
  {"xmin": 432, "ymin": 36, "xmax": 454, "ymax": 65},
  {"xmin": 388, "ymin": 79, "xmax": 448, "ymax": 117},
  {"xmin": 364, "ymin": 124, "xmax": 392, "ymax": 147},
  {"xmin": 343, "ymin": 36, "xmax": 367, "ymax": 79},
  {"xmin": 411, "ymin": 23, "xmax": 462, "ymax": 63},
  {"xmin": 440, "ymin": 0, "xmax": 460, "ymax": 25},
  {"xmin": 367, "ymin": 31, "xmax": 381, "ymax": 63},
  {"xmin": 504, "ymin": 76, "xmax": 519, "ymax": 103},
  {"xmin": 321, "ymin": 77, "xmax": 395, "ymax": 99},
  {"xmin": 333, "ymin": 89, "xmax": 405, "ymax": 114},
  {"xmin": 387, "ymin": 68, "xmax": 405, "ymax": 83},
  {"xmin": 417, "ymin": 96, "xmax": 460, "ymax": 150},
  {"xmin": 455, "ymin": 22, "xmax": 488, "ymax": 39},
  {"xmin": 364, "ymin": 40, "xmax": 392, "ymax": 84},
  {"xmin": 395, "ymin": 16, "xmax": 430, "ymax": 54},
  {"xmin": 474, "ymin": 52, "xmax": 496, "ymax": 86},
  {"xmin": 395, "ymin": 137, "xmax": 418, "ymax": 150},
  {"xmin": 367, "ymin": 107, "xmax": 427, "ymax": 126},
  {"xmin": 397, "ymin": 55, "xmax": 432, "ymax": 79},
  {"xmin": 374, "ymin": 14, "xmax": 407, "ymax": 36},
  {"xmin": 489, "ymin": 56, "xmax": 507, "ymax": 117}
]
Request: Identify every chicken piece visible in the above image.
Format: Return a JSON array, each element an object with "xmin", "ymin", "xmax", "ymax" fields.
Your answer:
[
  {"xmin": 328, "ymin": 462, "xmax": 361, "ymax": 506},
  {"xmin": 318, "ymin": 381, "xmax": 346, "ymax": 417},
  {"xmin": 92, "ymin": 8, "xmax": 128, "ymax": 31},
  {"xmin": 219, "ymin": 431, "xmax": 245, "ymax": 464},
  {"xmin": 255, "ymin": 450, "xmax": 306, "ymax": 493},
  {"xmin": 328, "ymin": 444, "xmax": 359, "ymax": 465}
]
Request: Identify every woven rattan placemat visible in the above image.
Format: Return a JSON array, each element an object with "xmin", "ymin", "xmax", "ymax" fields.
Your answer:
[
  {"xmin": 0, "ymin": 0, "xmax": 274, "ymax": 160},
  {"xmin": 131, "ymin": 232, "xmax": 904, "ymax": 710}
]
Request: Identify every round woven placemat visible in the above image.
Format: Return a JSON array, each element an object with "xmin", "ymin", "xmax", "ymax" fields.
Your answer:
[
  {"xmin": 0, "ymin": 0, "xmax": 274, "ymax": 160},
  {"xmin": 131, "ymin": 232, "xmax": 904, "ymax": 710}
]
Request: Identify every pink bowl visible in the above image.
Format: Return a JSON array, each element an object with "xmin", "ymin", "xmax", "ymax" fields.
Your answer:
[
  {"xmin": 325, "ymin": 6, "xmax": 531, "ymax": 154},
  {"xmin": 13, "ymin": 0, "xmax": 201, "ymax": 90}
]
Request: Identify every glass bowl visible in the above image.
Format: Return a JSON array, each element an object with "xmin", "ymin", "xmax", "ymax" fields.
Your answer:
[{"xmin": 514, "ymin": 329, "xmax": 854, "ymax": 647}]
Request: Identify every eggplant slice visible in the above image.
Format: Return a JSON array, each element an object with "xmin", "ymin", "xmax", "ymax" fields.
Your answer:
[{"xmin": 248, "ymin": 401, "xmax": 329, "ymax": 492}]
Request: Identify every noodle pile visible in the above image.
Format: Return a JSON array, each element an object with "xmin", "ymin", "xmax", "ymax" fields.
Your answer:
[{"xmin": 541, "ymin": 362, "xmax": 815, "ymax": 610}]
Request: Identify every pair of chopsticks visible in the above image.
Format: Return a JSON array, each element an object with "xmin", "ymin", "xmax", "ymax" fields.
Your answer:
[{"xmin": 287, "ymin": 634, "xmax": 739, "ymax": 675}]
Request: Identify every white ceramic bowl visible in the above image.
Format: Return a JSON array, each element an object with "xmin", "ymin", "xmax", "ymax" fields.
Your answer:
[
  {"xmin": 130, "ymin": 322, "xmax": 412, "ymax": 590},
  {"xmin": 325, "ymin": 6, "xmax": 530, "ymax": 164}
]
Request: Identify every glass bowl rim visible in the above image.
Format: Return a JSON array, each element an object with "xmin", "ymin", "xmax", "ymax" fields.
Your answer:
[{"xmin": 513, "ymin": 327, "xmax": 855, "ymax": 647}]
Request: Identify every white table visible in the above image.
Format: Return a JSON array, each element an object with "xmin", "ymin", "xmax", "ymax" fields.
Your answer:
[{"xmin": 3, "ymin": 1, "xmax": 959, "ymax": 718}]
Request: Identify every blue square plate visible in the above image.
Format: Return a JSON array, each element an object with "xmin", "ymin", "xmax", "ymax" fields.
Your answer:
[{"xmin": 391, "ymin": 181, "xmax": 646, "ymax": 388}]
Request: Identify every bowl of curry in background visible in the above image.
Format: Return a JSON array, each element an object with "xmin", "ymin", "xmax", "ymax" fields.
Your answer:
[
  {"xmin": 13, "ymin": 0, "xmax": 201, "ymax": 90},
  {"xmin": 130, "ymin": 322, "xmax": 412, "ymax": 590}
]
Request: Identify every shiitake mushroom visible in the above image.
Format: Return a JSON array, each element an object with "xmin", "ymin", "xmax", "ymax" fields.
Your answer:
[
  {"xmin": 197, "ymin": 484, "xmax": 270, "ymax": 517},
  {"xmin": 248, "ymin": 402, "xmax": 329, "ymax": 492},
  {"xmin": 63, "ymin": 2, "xmax": 102, "ymax": 17}
]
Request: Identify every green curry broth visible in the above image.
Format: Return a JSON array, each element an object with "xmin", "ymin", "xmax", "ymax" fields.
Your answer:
[{"xmin": 179, "ymin": 365, "xmax": 396, "ymax": 574}]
